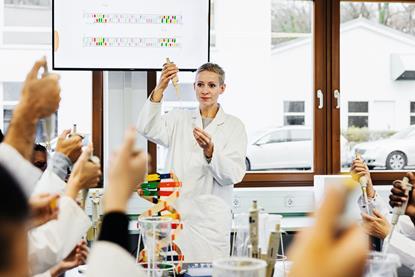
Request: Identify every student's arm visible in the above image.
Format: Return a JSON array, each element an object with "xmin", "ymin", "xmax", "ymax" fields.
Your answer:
[
  {"xmin": 87, "ymin": 128, "xmax": 148, "ymax": 277},
  {"xmin": 4, "ymin": 59, "xmax": 60, "ymax": 160},
  {"xmin": 46, "ymin": 129, "xmax": 83, "ymax": 181},
  {"xmin": 136, "ymin": 63, "xmax": 179, "ymax": 147}
]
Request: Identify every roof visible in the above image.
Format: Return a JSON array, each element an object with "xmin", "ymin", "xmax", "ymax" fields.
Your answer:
[{"xmin": 272, "ymin": 17, "xmax": 415, "ymax": 55}]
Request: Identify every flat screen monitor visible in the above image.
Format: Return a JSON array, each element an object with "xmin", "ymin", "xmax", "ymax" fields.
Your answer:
[{"xmin": 53, "ymin": 0, "xmax": 210, "ymax": 71}]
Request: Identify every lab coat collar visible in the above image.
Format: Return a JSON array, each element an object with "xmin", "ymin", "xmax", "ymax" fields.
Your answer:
[{"xmin": 191, "ymin": 105, "xmax": 226, "ymax": 132}]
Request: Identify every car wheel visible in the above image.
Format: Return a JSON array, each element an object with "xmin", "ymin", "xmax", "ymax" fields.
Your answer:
[
  {"xmin": 386, "ymin": 151, "xmax": 407, "ymax": 170},
  {"xmin": 367, "ymin": 166, "xmax": 375, "ymax": 170},
  {"xmin": 245, "ymin": 158, "xmax": 251, "ymax": 171}
]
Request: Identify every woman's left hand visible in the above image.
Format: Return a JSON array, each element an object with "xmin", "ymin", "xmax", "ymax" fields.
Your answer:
[{"xmin": 193, "ymin": 128, "xmax": 214, "ymax": 158}]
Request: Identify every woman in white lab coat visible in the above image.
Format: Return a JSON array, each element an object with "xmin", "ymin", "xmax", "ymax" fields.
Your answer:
[{"xmin": 137, "ymin": 62, "xmax": 247, "ymax": 261}]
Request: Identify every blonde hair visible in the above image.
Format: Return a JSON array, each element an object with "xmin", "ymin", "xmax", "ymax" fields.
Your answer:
[{"xmin": 196, "ymin": 63, "xmax": 225, "ymax": 85}]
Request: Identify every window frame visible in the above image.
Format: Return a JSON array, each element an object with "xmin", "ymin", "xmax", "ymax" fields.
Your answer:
[
  {"xmin": 92, "ymin": 0, "xmax": 328, "ymax": 187},
  {"xmin": 92, "ymin": 0, "xmax": 415, "ymax": 187}
]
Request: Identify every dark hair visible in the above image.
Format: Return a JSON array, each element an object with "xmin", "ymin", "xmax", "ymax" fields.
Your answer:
[
  {"xmin": 196, "ymin": 63, "xmax": 225, "ymax": 85},
  {"xmin": 0, "ymin": 130, "xmax": 4, "ymax": 143},
  {"xmin": 0, "ymin": 164, "xmax": 29, "ymax": 270},
  {"xmin": 33, "ymin": 144, "xmax": 47, "ymax": 153}
]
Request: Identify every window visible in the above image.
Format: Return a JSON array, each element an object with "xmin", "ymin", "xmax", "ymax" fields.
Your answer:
[
  {"xmin": 2, "ymin": 109, "xmax": 13, "ymax": 133},
  {"xmin": 5, "ymin": 0, "xmax": 50, "ymax": 7},
  {"xmin": 348, "ymin": 101, "xmax": 368, "ymax": 128},
  {"xmin": 98, "ymin": 0, "xmax": 415, "ymax": 186},
  {"xmin": 1, "ymin": 82, "xmax": 58, "ymax": 143},
  {"xmin": 339, "ymin": 2, "xmax": 415, "ymax": 174},
  {"xmin": 0, "ymin": 3, "xmax": 92, "ymax": 148},
  {"xmin": 284, "ymin": 101, "xmax": 305, "ymax": 126},
  {"xmin": 411, "ymin": 102, "xmax": 415, "ymax": 125},
  {"xmin": 155, "ymin": 0, "xmax": 319, "ymax": 176}
]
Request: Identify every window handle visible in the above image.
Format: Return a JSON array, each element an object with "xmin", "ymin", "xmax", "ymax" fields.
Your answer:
[
  {"xmin": 334, "ymin": 89, "xmax": 340, "ymax": 109},
  {"xmin": 317, "ymin": 90, "xmax": 323, "ymax": 109}
]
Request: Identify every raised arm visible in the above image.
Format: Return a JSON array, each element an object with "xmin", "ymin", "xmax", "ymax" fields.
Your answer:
[{"xmin": 136, "ymin": 63, "xmax": 179, "ymax": 147}]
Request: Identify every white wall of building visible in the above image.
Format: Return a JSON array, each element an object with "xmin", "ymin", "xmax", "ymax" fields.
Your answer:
[
  {"xmin": 340, "ymin": 21, "xmax": 415, "ymax": 131},
  {"xmin": 271, "ymin": 39, "xmax": 313, "ymax": 127}
]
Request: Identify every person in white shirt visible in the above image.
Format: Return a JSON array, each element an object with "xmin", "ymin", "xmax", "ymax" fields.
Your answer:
[
  {"xmin": 0, "ymin": 58, "xmax": 60, "ymax": 196},
  {"xmin": 30, "ymin": 145, "xmax": 100, "ymax": 276},
  {"xmin": 0, "ymin": 59, "xmax": 100, "ymax": 276},
  {"xmin": 137, "ymin": 62, "xmax": 247, "ymax": 261},
  {"xmin": 351, "ymin": 158, "xmax": 415, "ymax": 270}
]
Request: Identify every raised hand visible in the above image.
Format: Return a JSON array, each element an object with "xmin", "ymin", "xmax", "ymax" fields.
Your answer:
[{"xmin": 105, "ymin": 127, "xmax": 149, "ymax": 213}]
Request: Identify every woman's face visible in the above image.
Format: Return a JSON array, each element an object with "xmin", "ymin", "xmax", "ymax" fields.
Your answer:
[{"xmin": 194, "ymin": 71, "xmax": 225, "ymax": 108}]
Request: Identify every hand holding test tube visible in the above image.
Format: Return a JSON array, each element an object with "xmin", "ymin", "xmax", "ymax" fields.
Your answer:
[
  {"xmin": 165, "ymin": 58, "xmax": 180, "ymax": 99},
  {"xmin": 351, "ymin": 154, "xmax": 373, "ymax": 215},
  {"xmin": 383, "ymin": 176, "xmax": 413, "ymax": 252}
]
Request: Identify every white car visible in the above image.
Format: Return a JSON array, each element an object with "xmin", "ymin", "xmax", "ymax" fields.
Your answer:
[
  {"xmin": 246, "ymin": 126, "xmax": 348, "ymax": 170},
  {"xmin": 353, "ymin": 125, "xmax": 415, "ymax": 170}
]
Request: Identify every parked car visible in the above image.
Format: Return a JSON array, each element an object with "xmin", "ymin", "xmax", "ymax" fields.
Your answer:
[
  {"xmin": 353, "ymin": 125, "xmax": 415, "ymax": 170},
  {"xmin": 246, "ymin": 126, "xmax": 349, "ymax": 170}
]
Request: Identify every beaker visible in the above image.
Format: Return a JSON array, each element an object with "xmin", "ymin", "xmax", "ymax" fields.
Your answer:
[
  {"xmin": 272, "ymin": 255, "xmax": 290, "ymax": 277},
  {"xmin": 231, "ymin": 213, "xmax": 250, "ymax": 257},
  {"xmin": 138, "ymin": 216, "xmax": 175, "ymax": 277},
  {"xmin": 364, "ymin": 252, "xmax": 401, "ymax": 277},
  {"xmin": 212, "ymin": 257, "xmax": 267, "ymax": 277}
]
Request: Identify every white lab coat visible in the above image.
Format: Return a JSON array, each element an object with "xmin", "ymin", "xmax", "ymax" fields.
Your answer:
[
  {"xmin": 32, "ymin": 167, "xmax": 67, "ymax": 195},
  {"xmin": 29, "ymin": 196, "xmax": 91, "ymax": 275},
  {"xmin": 137, "ymin": 98, "xmax": 247, "ymax": 261},
  {"xmin": 0, "ymin": 143, "xmax": 91, "ymax": 275},
  {"xmin": 358, "ymin": 194, "xmax": 415, "ymax": 270},
  {"xmin": 175, "ymin": 195, "xmax": 232, "ymax": 262},
  {"xmin": 0, "ymin": 143, "xmax": 42, "ymax": 196}
]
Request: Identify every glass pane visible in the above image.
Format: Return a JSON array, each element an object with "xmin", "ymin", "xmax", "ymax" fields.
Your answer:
[
  {"xmin": 284, "ymin": 101, "xmax": 305, "ymax": 112},
  {"xmin": 156, "ymin": 0, "xmax": 315, "ymax": 172},
  {"xmin": 340, "ymin": 2, "xmax": 415, "ymax": 171},
  {"xmin": 3, "ymin": 82, "xmax": 22, "ymax": 101},
  {"xmin": 284, "ymin": 115, "xmax": 305, "ymax": 126},
  {"xmin": 348, "ymin": 101, "xmax": 368, "ymax": 113},
  {"xmin": 348, "ymin": 116, "xmax": 368, "ymax": 128}
]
